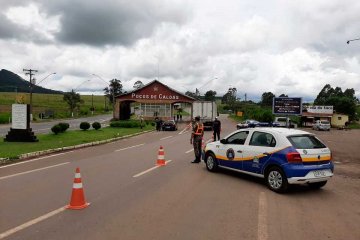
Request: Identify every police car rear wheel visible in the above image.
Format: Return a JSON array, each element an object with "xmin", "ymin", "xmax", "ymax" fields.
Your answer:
[
  {"xmin": 206, "ymin": 153, "xmax": 218, "ymax": 172},
  {"xmin": 266, "ymin": 167, "xmax": 288, "ymax": 193}
]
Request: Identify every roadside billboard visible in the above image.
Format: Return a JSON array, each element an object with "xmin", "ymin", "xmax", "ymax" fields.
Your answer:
[{"xmin": 272, "ymin": 97, "xmax": 302, "ymax": 115}]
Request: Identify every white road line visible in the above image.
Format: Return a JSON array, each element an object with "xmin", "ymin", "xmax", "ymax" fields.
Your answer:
[
  {"xmin": 160, "ymin": 136, "xmax": 173, "ymax": 140},
  {"xmin": 0, "ymin": 206, "xmax": 66, "ymax": 239},
  {"xmin": 0, "ymin": 162, "xmax": 70, "ymax": 180},
  {"xmin": 115, "ymin": 143, "xmax": 145, "ymax": 152},
  {"xmin": 257, "ymin": 192, "xmax": 268, "ymax": 240},
  {"xmin": 0, "ymin": 151, "xmax": 74, "ymax": 169},
  {"xmin": 185, "ymin": 149, "xmax": 194, "ymax": 154},
  {"xmin": 133, "ymin": 160, "xmax": 172, "ymax": 178}
]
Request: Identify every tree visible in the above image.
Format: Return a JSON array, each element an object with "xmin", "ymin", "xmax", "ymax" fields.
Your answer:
[
  {"xmin": 63, "ymin": 90, "xmax": 83, "ymax": 117},
  {"xmin": 104, "ymin": 79, "xmax": 123, "ymax": 104},
  {"xmin": 133, "ymin": 80, "xmax": 144, "ymax": 90},
  {"xmin": 314, "ymin": 84, "xmax": 358, "ymax": 120},
  {"xmin": 185, "ymin": 91, "xmax": 198, "ymax": 99},
  {"xmin": 204, "ymin": 90, "xmax": 217, "ymax": 101},
  {"xmin": 279, "ymin": 94, "xmax": 288, "ymax": 97},
  {"xmin": 222, "ymin": 87, "xmax": 237, "ymax": 104},
  {"xmin": 260, "ymin": 92, "xmax": 275, "ymax": 106}
]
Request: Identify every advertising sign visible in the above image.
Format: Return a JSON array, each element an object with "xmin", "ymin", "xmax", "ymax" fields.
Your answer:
[
  {"xmin": 273, "ymin": 97, "xmax": 302, "ymax": 115},
  {"xmin": 306, "ymin": 106, "xmax": 333, "ymax": 114}
]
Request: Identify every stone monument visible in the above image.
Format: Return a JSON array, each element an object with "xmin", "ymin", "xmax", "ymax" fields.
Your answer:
[{"xmin": 4, "ymin": 104, "xmax": 38, "ymax": 142}]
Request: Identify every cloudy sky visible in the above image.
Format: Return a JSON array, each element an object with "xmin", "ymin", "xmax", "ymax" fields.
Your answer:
[{"xmin": 1, "ymin": 0, "xmax": 360, "ymax": 102}]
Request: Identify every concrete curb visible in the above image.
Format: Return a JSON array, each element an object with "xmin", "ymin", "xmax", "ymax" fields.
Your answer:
[{"xmin": 0, "ymin": 130, "xmax": 154, "ymax": 165}]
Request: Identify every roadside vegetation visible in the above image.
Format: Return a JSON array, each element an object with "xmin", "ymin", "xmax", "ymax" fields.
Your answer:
[
  {"xmin": 0, "ymin": 92, "xmax": 110, "ymax": 121},
  {"xmin": 0, "ymin": 124, "xmax": 153, "ymax": 159}
]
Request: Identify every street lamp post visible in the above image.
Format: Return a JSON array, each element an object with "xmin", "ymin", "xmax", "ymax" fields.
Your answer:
[
  {"xmin": 70, "ymin": 79, "xmax": 91, "ymax": 117},
  {"xmin": 346, "ymin": 38, "xmax": 360, "ymax": 44},
  {"xmin": 92, "ymin": 74, "xmax": 114, "ymax": 112},
  {"xmin": 23, "ymin": 70, "xmax": 56, "ymax": 120}
]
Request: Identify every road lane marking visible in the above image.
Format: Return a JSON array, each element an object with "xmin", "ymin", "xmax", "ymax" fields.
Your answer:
[
  {"xmin": 133, "ymin": 160, "xmax": 172, "ymax": 178},
  {"xmin": 257, "ymin": 192, "xmax": 268, "ymax": 240},
  {"xmin": 185, "ymin": 149, "xmax": 194, "ymax": 153},
  {"xmin": 0, "ymin": 206, "xmax": 66, "ymax": 239},
  {"xmin": 0, "ymin": 162, "xmax": 70, "ymax": 180},
  {"xmin": 115, "ymin": 143, "xmax": 145, "ymax": 152},
  {"xmin": 160, "ymin": 136, "xmax": 173, "ymax": 140},
  {"xmin": 0, "ymin": 152, "xmax": 74, "ymax": 169}
]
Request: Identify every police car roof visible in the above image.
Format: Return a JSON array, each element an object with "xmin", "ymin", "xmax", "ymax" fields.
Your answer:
[{"xmin": 241, "ymin": 127, "xmax": 313, "ymax": 137}]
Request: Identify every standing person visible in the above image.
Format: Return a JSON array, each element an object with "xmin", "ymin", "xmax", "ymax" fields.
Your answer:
[
  {"xmin": 190, "ymin": 116, "xmax": 204, "ymax": 163},
  {"xmin": 212, "ymin": 117, "xmax": 221, "ymax": 141},
  {"xmin": 155, "ymin": 117, "xmax": 160, "ymax": 131}
]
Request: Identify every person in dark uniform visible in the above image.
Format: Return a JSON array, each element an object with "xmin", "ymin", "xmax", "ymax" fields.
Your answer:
[
  {"xmin": 212, "ymin": 117, "xmax": 221, "ymax": 141},
  {"xmin": 190, "ymin": 116, "xmax": 204, "ymax": 163}
]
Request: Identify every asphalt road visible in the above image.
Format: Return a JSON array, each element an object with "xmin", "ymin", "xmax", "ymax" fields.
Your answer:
[
  {"xmin": 0, "ymin": 114, "xmax": 113, "ymax": 137},
  {"xmin": 0, "ymin": 115, "xmax": 359, "ymax": 240}
]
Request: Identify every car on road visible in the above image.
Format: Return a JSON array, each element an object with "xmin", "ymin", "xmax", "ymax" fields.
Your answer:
[
  {"xmin": 161, "ymin": 120, "xmax": 177, "ymax": 131},
  {"xmin": 203, "ymin": 127, "xmax": 334, "ymax": 193},
  {"xmin": 237, "ymin": 120, "xmax": 280, "ymax": 129},
  {"xmin": 312, "ymin": 120, "xmax": 331, "ymax": 131},
  {"xmin": 236, "ymin": 119, "xmax": 259, "ymax": 129}
]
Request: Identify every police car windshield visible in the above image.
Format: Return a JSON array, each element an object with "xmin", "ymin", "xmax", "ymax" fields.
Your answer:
[{"xmin": 287, "ymin": 135, "xmax": 326, "ymax": 149}]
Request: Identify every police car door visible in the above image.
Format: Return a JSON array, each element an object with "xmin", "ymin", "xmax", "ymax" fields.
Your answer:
[
  {"xmin": 217, "ymin": 130, "xmax": 249, "ymax": 170},
  {"xmin": 241, "ymin": 131, "xmax": 277, "ymax": 174}
]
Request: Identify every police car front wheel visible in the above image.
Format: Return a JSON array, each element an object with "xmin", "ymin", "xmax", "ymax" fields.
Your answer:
[
  {"xmin": 205, "ymin": 153, "xmax": 219, "ymax": 172},
  {"xmin": 266, "ymin": 167, "xmax": 288, "ymax": 193}
]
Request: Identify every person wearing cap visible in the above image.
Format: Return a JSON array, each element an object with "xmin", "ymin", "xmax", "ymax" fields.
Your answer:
[
  {"xmin": 212, "ymin": 116, "xmax": 221, "ymax": 141},
  {"xmin": 190, "ymin": 115, "xmax": 204, "ymax": 163}
]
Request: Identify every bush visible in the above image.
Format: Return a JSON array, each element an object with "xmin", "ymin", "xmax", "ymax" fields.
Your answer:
[
  {"xmin": 80, "ymin": 122, "xmax": 91, "ymax": 130},
  {"xmin": 0, "ymin": 113, "xmax": 10, "ymax": 124},
  {"xmin": 110, "ymin": 120, "xmax": 141, "ymax": 128},
  {"xmin": 51, "ymin": 124, "xmax": 62, "ymax": 135},
  {"xmin": 92, "ymin": 122, "xmax": 101, "ymax": 130},
  {"xmin": 58, "ymin": 122, "xmax": 70, "ymax": 132}
]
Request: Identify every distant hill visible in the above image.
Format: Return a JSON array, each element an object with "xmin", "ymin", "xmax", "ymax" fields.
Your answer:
[{"xmin": 0, "ymin": 69, "xmax": 62, "ymax": 94}]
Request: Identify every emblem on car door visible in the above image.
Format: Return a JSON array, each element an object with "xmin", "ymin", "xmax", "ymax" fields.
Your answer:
[
  {"xmin": 303, "ymin": 150, "xmax": 308, "ymax": 154},
  {"xmin": 226, "ymin": 148, "xmax": 235, "ymax": 161}
]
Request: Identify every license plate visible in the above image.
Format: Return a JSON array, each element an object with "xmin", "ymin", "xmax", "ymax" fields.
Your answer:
[{"xmin": 313, "ymin": 170, "xmax": 326, "ymax": 177}]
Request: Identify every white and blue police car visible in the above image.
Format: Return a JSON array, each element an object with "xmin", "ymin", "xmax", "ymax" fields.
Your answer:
[{"xmin": 203, "ymin": 128, "xmax": 334, "ymax": 193}]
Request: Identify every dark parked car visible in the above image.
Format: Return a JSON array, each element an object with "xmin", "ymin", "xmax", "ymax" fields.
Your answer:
[{"xmin": 162, "ymin": 120, "xmax": 177, "ymax": 131}]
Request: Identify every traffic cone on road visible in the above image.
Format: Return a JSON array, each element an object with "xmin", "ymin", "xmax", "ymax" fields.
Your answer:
[
  {"xmin": 66, "ymin": 167, "xmax": 90, "ymax": 210},
  {"xmin": 156, "ymin": 146, "xmax": 166, "ymax": 166}
]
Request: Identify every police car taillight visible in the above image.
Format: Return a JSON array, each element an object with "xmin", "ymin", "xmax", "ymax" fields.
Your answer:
[{"xmin": 286, "ymin": 152, "xmax": 302, "ymax": 163}]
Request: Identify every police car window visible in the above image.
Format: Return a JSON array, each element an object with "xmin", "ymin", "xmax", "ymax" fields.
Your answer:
[
  {"xmin": 249, "ymin": 132, "xmax": 275, "ymax": 147},
  {"xmin": 288, "ymin": 135, "xmax": 326, "ymax": 149},
  {"xmin": 227, "ymin": 131, "xmax": 249, "ymax": 145}
]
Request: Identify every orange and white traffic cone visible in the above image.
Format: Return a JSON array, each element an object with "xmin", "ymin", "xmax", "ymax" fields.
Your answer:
[
  {"xmin": 156, "ymin": 146, "xmax": 166, "ymax": 166},
  {"xmin": 66, "ymin": 167, "xmax": 90, "ymax": 210}
]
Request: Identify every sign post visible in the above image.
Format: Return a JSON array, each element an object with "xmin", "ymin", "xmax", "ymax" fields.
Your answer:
[{"xmin": 273, "ymin": 97, "xmax": 302, "ymax": 128}]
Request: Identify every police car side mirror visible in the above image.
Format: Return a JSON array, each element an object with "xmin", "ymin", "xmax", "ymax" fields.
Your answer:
[{"xmin": 220, "ymin": 139, "xmax": 227, "ymax": 144}]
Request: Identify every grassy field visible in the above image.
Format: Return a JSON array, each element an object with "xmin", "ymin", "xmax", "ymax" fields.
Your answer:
[
  {"xmin": 0, "ymin": 125, "xmax": 153, "ymax": 159},
  {"xmin": 0, "ymin": 92, "xmax": 110, "ymax": 121}
]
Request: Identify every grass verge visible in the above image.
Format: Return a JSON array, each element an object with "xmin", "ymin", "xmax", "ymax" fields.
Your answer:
[{"xmin": 0, "ymin": 125, "xmax": 153, "ymax": 159}]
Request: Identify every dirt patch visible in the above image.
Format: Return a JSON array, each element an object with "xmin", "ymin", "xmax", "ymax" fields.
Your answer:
[{"xmin": 305, "ymin": 128, "xmax": 360, "ymax": 179}]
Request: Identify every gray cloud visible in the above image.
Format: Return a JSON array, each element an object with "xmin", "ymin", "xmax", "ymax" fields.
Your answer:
[
  {"xmin": 0, "ymin": 12, "xmax": 52, "ymax": 43},
  {"xmin": 47, "ymin": 0, "xmax": 190, "ymax": 46}
]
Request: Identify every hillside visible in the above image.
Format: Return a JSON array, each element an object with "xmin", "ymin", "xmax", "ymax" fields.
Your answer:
[{"xmin": 0, "ymin": 69, "xmax": 62, "ymax": 94}]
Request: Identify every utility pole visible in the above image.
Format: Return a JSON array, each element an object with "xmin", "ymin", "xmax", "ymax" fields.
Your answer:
[{"xmin": 23, "ymin": 68, "xmax": 38, "ymax": 120}]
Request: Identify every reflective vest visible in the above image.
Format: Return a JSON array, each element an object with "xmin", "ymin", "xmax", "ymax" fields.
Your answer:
[{"xmin": 194, "ymin": 123, "xmax": 204, "ymax": 135}]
